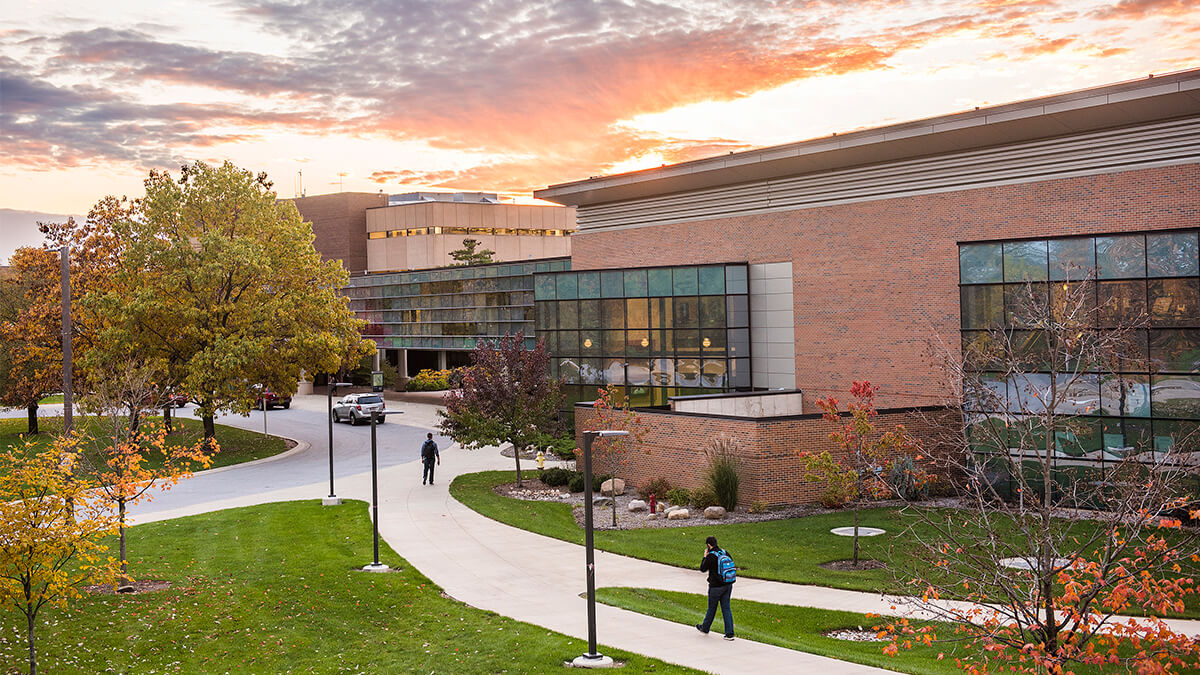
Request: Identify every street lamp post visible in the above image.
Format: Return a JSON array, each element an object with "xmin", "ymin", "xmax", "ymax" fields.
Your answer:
[
  {"xmin": 324, "ymin": 379, "xmax": 353, "ymax": 506},
  {"xmin": 362, "ymin": 408, "xmax": 402, "ymax": 572},
  {"xmin": 572, "ymin": 429, "xmax": 628, "ymax": 669}
]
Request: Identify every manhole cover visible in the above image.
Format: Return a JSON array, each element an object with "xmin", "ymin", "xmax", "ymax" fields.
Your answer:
[
  {"xmin": 999, "ymin": 557, "xmax": 1070, "ymax": 571},
  {"xmin": 830, "ymin": 527, "xmax": 885, "ymax": 537}
]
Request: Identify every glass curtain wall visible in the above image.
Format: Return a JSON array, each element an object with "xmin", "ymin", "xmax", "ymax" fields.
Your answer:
[
  {"xmin": 959, "ymin": 230, "xmax": 1200, "ymax": 493},
  {"xmin": 535, "ymin": 263, "xmax": 751, "ymax": 409},
  {"xmin": 344, "ymin": 258, "xmax": 570, "ymax": 350}
]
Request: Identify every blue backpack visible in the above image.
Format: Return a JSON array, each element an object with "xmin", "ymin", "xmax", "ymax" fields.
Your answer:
[{"xmin": 714, "ymin": 549, "xmax": 736, "ymax": 583}]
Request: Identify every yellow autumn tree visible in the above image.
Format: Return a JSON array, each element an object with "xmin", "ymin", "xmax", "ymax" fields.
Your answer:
[{"xmin": 0, "ymin": 438, "xmax": 118, "ymax": 675}]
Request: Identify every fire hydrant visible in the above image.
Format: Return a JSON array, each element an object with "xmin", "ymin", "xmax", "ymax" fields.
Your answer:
[
  {"xmin": 649, "ymin": 493, "xmax": 657, "ymax": 514},
  {"xmin": 536, "ymin": 450, "xmax": 545, "ymax": 472}
]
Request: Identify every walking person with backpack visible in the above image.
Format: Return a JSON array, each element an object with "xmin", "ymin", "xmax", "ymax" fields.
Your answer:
[
  {"xmin": 696, "ymin": 535, "xmax": 735, "ymax": 640},
  {"xmin": 421, "ymin": 433, "xmax": 440, "ymax": 485}
]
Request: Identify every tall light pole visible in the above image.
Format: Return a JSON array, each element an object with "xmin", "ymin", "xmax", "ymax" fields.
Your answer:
[
  {"xmin": 362, "ymin": 408, "xmax": 402, "ymax": 572},
  {"xmin": 324, "ymin": 379, "xmax": 353, "ymax": 506},
  {"xmin": 572, "ymin": 429, "xmax": 628, "ymax": 669},
  {"xmin": 58, "ymin": 245, "xmax": 73, "ymax": 435}
]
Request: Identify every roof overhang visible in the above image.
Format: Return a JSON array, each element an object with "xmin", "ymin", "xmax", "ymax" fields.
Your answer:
[{"xmin": 536, "ymin": 69, "xmax": 1200, "ymax": 207}]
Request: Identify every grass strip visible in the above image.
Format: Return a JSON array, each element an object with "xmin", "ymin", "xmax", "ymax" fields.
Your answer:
[{"xmin": 1, "ymin": 501, "xmax": 698, "ymax": 673}]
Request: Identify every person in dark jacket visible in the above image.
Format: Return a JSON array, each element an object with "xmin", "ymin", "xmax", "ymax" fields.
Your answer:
[
  {"xmin": 421, "ymin": 433, "xmax": 440, "ymax": 485},
  {"xmin": 695, "ymin": 535, "xmax": 735, "ymax": 640}
]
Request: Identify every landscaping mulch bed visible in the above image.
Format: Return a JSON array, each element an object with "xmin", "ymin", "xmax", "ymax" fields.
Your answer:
[{"xmin": 84, "ymin": 580, "xmax": 172, "ymax": 595}]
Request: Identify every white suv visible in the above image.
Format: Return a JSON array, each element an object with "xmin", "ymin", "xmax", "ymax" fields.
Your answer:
[{"xmin": 331, "ymin": 393, "xmax": 387, "ymax": 425}]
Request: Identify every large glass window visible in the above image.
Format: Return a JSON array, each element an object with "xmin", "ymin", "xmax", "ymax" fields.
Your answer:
[
  {"xmin": 1003, "ymin": 240, "xmax": 1047, "ymax": 282},
  {"xmin": 1096, "ymin": 235, "xmax": 1146, "ymax": 279},
  {"xmin": 960, "ymin": 243, "xmax": 1003, "ymax": 283},
  {"xmin": 1049, "ymin": 237, "xmax": 1095, "ymax": 282},
  {"xmin": 1148, "ymin": 232, "xmax": 1198, "ymax": 277}
]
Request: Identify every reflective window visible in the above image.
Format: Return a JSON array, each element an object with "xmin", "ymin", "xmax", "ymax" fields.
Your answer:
[
  {"xmin": 577, "ymin": 272, "xmax": 601, "ymax": 299},
  {"xmin": 699, "ymin": 266, "xmax": 726, "ymax": 295},
  {"xmin": 648, "ymin": 268, "xmax": 673, "ymax": 297},
  {"xmin": 624, "ymin": 269, "xmax": 648, "ymax": 297},
  {"xmin": 1147, "ymin": 232, "xmax": 1198, "ymax": 277},
  {"xmin": 1152, "ymin": 375, "xmax": 1200, "ymax": 419},
  {"xmin": 1150, "ymin": 329, "xmax": 1200, "ymax": 373},
  {"xmin": 1097, "ymin": 280, "xmax": 1146, "ymax": 328},
  {"xmin": 1049, "ymin": 237, "xmax": 1095, "ymax": 282},
  {"xmin": 961, "ymin": 285, "xmax": 1003, "ymax": 329},
  {"xmin": 1148, "ymin": 278, "xmax": 1200, "ymax": 326},
  {"xmin": 1003, "ymin": 240, "xmax": 1048, "ymax": 282},
  {"xmin": 1096, "ymin": 235, "xmax": 1146, "ymax": 279},
  {"xmin": 601, "ymin": 270, "xmax": 624, "ymax": 298},
  {"xmin": 960, "ymin": 243, "xmax": 1003, "ymax": 284},
  {"xmin": 556, "ymin": 273, "xmax": 579, "ymax": 299},
  {"xmin": 673, "ymin": 267, "xmax": 699, "ymax": 295}
]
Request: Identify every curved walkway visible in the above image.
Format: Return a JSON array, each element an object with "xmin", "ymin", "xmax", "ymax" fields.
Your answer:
[{"xmin": 130, "ymin": 398, "xmax": 1200, "ymax": 674}]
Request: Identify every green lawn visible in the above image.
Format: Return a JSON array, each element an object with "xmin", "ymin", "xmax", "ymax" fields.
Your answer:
[
  {"xmin": 1, "ymin": 501, "xmax": 698, "ymax": 674},
  {"xmin": 596, "ymin": 588, "xmax": 1120, "ymax": 675},
  {"xmin": 451, "ymin": 471, "xmax": 1200, "ymax": 617},
  {"xmin": 37, "ymin": 393, "xmax": 64, "ymax": 405},
  {"xmin": 0, "ymin": 414, "xmax": 289, "ymax": 472}
]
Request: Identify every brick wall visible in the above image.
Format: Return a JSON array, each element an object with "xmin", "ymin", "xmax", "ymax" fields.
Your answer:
[
  {"xmin": 575, "ymin": 403, "xmax": 958, "ymax": 507},
  {"xmin": 569, "ymin": 164, "xmax": 1200, "ymax": 412},
  {"xmin": 289, "ymin": 192, "xmax": 387, "ymax": 274}
]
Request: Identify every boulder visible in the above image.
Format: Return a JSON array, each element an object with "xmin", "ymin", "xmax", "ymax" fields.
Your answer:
[
  {"xmin": 592, "ymin": 496, "xmax": 614, "ymax": 507},
  {"xmin": 664, "ymin": 505, "xmax": 682, "ymax": 514},
  {"xmin": 704, "ymin": 506, "xmax": 727, "ymax": 520},
  {"xmin": 667, "ymin": 509, "xmax": 690, "ymax": 520},
  {"xmin": 647, "ymin": 513, "xmax": 659, "ymax": 520},
  {"xmin": 600, "ymin": 478, "xmax": 625, "ymax": 496},
  {"xmin": 628, "ymin": 499, "xmax": 648, "ymax": 512}
]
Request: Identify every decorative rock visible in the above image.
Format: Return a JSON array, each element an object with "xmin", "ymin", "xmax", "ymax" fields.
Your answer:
[
  {"xmin": 116, "ymin": 585, "xmax": 135, "ymax": 594},
  {"xmin": 829, "ymin": 527, "xmax": 886, "ymax": 537},
  {"xmin": 667, "ymin": 509, "xmax": 690, "ymax": 520},
  {"xmin": 600, "ymin": 478, "xmax": 625, "ymax": 496},
  {"xmin": 704, "ymin": 506, "xmax": 727, "ymax": 520},
  {"xmin": 647, "ymin": 513, "xmax": 659, "ymax": 520},
  {"xmin": 628, "ymin": 499, "xmax": 648, "ymax": 512},
  {"xmin": 664, "ymin": 505, "xmax": 682, "ymax": 514},
  {"xmin": 1000, "ymin": 556, "xmax": 1071, "ymax": 571},
  {"xmin": 592, "ymin": 496, "xmax": 614, "ymax": 507}
]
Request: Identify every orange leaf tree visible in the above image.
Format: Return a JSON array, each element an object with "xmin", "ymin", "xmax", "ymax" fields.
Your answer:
[
  {"xmin": 0, "ymin": 438, "xmax": 118, "ymax": 675},
  {"xmin": 582, "ymin": 384, "xmax": 644, "ymax": 526},
  {"xmin": 800, "ymin": 381, "xmax": 922, "ymax": 567}
]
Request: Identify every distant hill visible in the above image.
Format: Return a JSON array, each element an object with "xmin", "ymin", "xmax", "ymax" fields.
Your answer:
[{"xmin": 0, "ymin": 209, "xmax": 79, "ymax": 264}]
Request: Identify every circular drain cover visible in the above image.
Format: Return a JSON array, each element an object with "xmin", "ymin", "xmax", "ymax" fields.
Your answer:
[{"xmin": 829, "ymin": 527, "xmax": 886, "ymax": 537}]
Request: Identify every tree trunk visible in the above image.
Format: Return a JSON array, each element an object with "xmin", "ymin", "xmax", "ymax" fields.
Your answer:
[
  {"xmin": 202, "ymin": 414, "xmax": 216, "ymax": 452},
  {"xmin": 852, "ymin": 507, "xmax": 860, "ymax": 567},
  {"xmin": 27, "ymin": 608, "xmax": 36, "ymax": 675},
  {"xmin": 1041, "ymin": 575, "xmax": 1058, "ymax": 654},
  {"xmin": 162, "ymin": 405, "xmax": 172, "ymax": 433},
  {"xmin": 118, "ymin": 500, "xmax": 128, "ymax": 584},
  {"xmin": 514, "ymin": 446, "xmax": 523, "ymax": 487},
  {"xmin": 26, "ymin": 402, "xmax": 38, "ymax": 435}
]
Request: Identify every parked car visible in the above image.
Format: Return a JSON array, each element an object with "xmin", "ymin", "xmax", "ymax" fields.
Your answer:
[
  {"xmin": 166, "ymin": 392, "xmax": 190, "ymax": 408},
  {"xmin": 331, "ymin": 393, "xmax": 386, "ymax": 425},
  {"xmin": 255, "ymin": 387, "xmax": 292, "ymax": 410}
]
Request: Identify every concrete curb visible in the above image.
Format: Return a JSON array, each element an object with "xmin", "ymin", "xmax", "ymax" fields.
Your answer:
[{"xmin": 192, "ymin": 435, "xmax": 311, "ymax": 477}]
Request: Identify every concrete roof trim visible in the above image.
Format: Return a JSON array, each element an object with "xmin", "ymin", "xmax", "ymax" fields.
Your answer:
[{"xmin": 537, "ymin": 69, "xmax": 1200, "ymax": 207}]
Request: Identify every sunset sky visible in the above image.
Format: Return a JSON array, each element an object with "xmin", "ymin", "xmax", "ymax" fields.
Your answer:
[{"xmin": 2, "ymin": 0, "xmax": 1198, "ymax": 259}]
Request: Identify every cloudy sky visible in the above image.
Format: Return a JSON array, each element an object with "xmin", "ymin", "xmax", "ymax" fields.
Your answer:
[{"xmin": 1, "ymin": 0, "xmax": 1198, "ymax": 255}]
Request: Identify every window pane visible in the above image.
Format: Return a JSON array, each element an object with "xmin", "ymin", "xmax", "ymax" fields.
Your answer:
[
  {"xmin": 559, "ymin": 330, "xmax": 579, "ymax": 355},
  {"xmin": 603, "ymin": 329, "xmax": 624, "ymax": 355},
  {"xmin": 676, "ymin": 329, "xmax": 701, "ymax": 357},
  {"xmin": 650, "ymin": 358, "xmax": 674, "ymax": 387},
  {"xmin": 556, "ymin": 274, "xmax": 578, "ymax": 299},
  {"xmin": 1102, "ymin": 418, "xmax": 1151, "ymax": 454},
  {"xmin": 673, "ymin": 267, "xmax": 698, "ymax": 295},
  {"xmin": 1010, "ymin": 330, "xmax": 1049, "ymax": 370},
  {"xmin": 1049, "ymin": 237, "xmax": 1095, "ymax": 282},
  {"xmin": 1054, "ymin": 374, "xmax": 1100, "ymax": 415},
  {"xmin": 541, "ymin": 330, "xmax": 558, "ymax": 356},
  {"xmin": 726, "ymin": 265, "xmax": 748, "ymax": 294},
  {"xmin": 1150, "ymin": 329, "xmax": 1200, "ymax": 373},
  {"xmin": 1147, "ymin": 231, "xmax": 1198, "ymax": 277},
  {"xmin": 727, "ymin": 295, "xmax": 749, "ymax": 328},
  {"xmin": 1003, "ymin": 240, "xmax": 1048, "ymax": 282},
  {"xmin": 1096, "ymin": 234, "xmax": 1146, "ymax": 279},
  {"xmin": 626, "ymin": 298, "xmax": 649, "ymax": 329},
  {"xmin": 602, "ymin": 298, "xmax": 625, "ymax": 329},
  {"xmin": 557, "ymin": 300, "xmax": 579, "ymax": 330},
  {"xmin": 1152, "ymin": 375, "xmax": 1200, "ymax": 418},
  {"xmin": 604, "ymin": 359, "xmax": 626, "ymax": 385},
  {"xmin": 960, "ymin": 243, "xmax": 1003, "ymax": 284},
  {"xmin": 1099, "ymin": 374, "xmax": 1150, "ymax": 417},
  {"xmin": 534, "ymin": 275, "xmax": 556, "ymax": 300},
  {"xmin": 650, "ymin": 296, "xmax": 673, "ymax": 329},
  {"xmin": 961, "ymin": 331, "xmax": 1000, "ymax": 371},
  {"xmin": 601, "ymin": 270, "xmax": 624, "ymax": 298},
  {"xmin": 580, "ymin": 358, "xmax": 604, "ymax": 385},
  {"xmin": 1051, "ymin": 280, "xmax": 1096, "ymax": 324},
  {"xmin": 698, "ymin": 266, "xmax": 725, "ymax": 295},
  {"xmin": 650, "ymin": 328, "xmax": 673, "ymax": 355},
  {"xmin": 1004, "ymin": 283, "xmax": 1048, "ymax": 328},
  {"xmin": 627, "ymin": 359, "xmax": 650, "ymax": 386},
  {"xmin": 578, "ymin": 299, "xmax": 599, "ymax": 329},
  {"xmin": 1148, "ymin": 278, "xmax": 1200, "ymax": 327},
  {"xmin": 624, "ymin": 269, "xmax": 648, "ymax": 297},
  {"xmin": 675, "ymin": 358, "xmax": 701, "ymax": 387},
  {"xmin": 648, "ymin": 268, "xmax": 673, "ymax": 296},
  {"xmin": 700, "ymin": 296, "xmax": 725, "ymax": 328},
  {"xmin": 729, "ymin": 358, "xmax": 751, "ymax": 389},
  {"xmin": 961, "ymin": 285, "xmax": 1003, "ymax": 329},
  {"xmin": 701, "ymin": 329, "xmax": 725, "ymax": 356},
  {"xmin": 535, "ymin": 301, "xmax": 555, "ymax": 330},
  {"xmin": 627, "ymin": 330, "xmax": 650, "ymax": 356},
  {"xmin": 560, "ymin": 358, "xmax": 580, "ymax": 384},
  {"xmin": 580, "ymin": 330, "xmax": 600, "ymax": 356},
  {"xmin": 1096, "ymin": 280, "xmax": 1146, "ymax": 328},
  {"xmin": 701, "ymin": 359, "xmax": 727, "ymax": 388},
  {"xmin": 727, "ymin": 328, "xmax": 750, "ymax": 358},
  {"xmin": 1153, "ymin": 420, "xmax": 1200, "ymax": 455},
  {"xmin": 674, "ymin": 296, "xmax": 699, "ymax": 328},
  {"xmin": 627, "ymin": 385, "xmax": 651, "ymax": 407},
  {"xmin": 577, "ymin": 271, "xmax": 601, "ymax": 299}
]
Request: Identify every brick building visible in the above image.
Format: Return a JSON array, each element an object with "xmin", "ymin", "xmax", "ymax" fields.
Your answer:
[{"xmin": 537, "ymin": 70, "xmax": 1200, "ymax": 506}]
